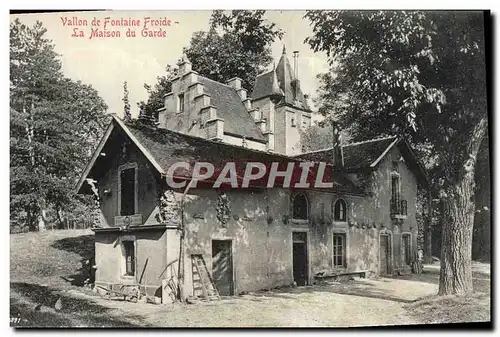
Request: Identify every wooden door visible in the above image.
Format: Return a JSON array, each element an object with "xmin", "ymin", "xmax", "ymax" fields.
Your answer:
[
  {"xmin": 292, "ymin": 232, "xmax": 308, "ymax": 286},
  {"xmin": 212, "ymin": 240, "xmax": 233, "ymax": 296},
  {"xmin": 380, "ymin": 234, "xmax": 390, "ymax": 275}
]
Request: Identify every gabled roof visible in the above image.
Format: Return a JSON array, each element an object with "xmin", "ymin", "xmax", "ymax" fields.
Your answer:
[
  {"xmin": 294, "ymin": 136, "xmax": 429, "ymax": 186},
  {"xmin": 76, "ymin": 116, "xmax": 364, "ymax": 195}
]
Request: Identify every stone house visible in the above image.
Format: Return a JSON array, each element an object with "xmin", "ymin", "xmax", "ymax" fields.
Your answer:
[{"xmin": 76, "ymin": 49, "xmax": 428, "ymax": 301}]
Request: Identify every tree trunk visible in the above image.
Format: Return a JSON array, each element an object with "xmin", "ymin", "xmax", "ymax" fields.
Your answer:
[
  {"xmin": 423, "ymin": 189, "xmax": 433, "ymax": 264},
  {"xmin": 438, "ymin": 117, "xmax": 487, "ymax": 295},
  {"xmin": 438, "ymin": 176, "xmax": 475, "ymax": 295},
  {"xmin": 26, "ymin": 208, "xmax": 37, "ymax": 232},
  {"xmin": 57, "ymin": 206, "xmax": 65, "ymax": 230},
  {"xmin": 38, "ymin": 209, "xmax": 47, "ymax": 232},
  {"xmin": 423, "ymin": 224, "xmax": 433, "ymax": 264}
]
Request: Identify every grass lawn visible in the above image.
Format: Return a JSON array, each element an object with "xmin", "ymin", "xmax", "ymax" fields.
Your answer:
[
  {"xmin": 405, "ymin": 292, "xmax": 491, "ymax": 324},
  {"xmin": 10, "ymin": 229, "xmax": 145, "ymax": 327},
  {"xmin": 401, "ymin": 263, "xmax": 491, "ymax": 325},
  {"xmin": 10, "ymin": 229, "xmax": 94, "ymax": 288}
]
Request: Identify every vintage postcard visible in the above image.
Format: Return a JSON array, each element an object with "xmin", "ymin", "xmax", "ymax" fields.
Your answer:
[{"xmin": 9, "ymin": 9, "xmax": 491, "ymax": 328}]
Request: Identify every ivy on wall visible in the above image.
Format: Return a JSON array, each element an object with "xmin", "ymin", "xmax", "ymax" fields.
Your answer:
[
  {"xmin": 216, "ymin": 192, "xmax": 231, "ymax": 227},
  {"xmin": 156, "ymin": 189, "xmax": 181, "ymax": 226}
]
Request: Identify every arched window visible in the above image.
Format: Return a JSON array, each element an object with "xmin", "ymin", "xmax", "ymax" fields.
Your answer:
[
  {"xmin": 292, "ymin": 193, "xmax": 309, "ymax": 220},
  {"xmin": 333, "ymin": 199, "xmax": 347, "ymax": 222}
]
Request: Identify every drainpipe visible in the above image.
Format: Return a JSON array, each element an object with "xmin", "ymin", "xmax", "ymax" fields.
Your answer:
[{"xmin": 177, "ymin": 178, "xmax": 197, "ymax": 302}]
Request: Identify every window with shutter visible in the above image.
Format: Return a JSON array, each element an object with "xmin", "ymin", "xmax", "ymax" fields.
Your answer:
[
  {"xmin": 333, "ymin": 233, "xmax": 346, "ymax": 267},
  {"xmin": 120, "ymin": 167, "xmax": 136, "ymax": 216}
]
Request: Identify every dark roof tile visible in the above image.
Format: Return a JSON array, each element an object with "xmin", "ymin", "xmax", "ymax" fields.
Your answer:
[
  {"xmin": 199, "ymin": 77, "xmax": 265, "ymax": 142},
  {"xmin": 123, "ymin": 121, "xmax": 362, "ymax": 194},
  {"xmin": 294, "ymin": 137, "xmax": 398, "ymax": 171},
  {"xmin": 251, "ymin": 70, "xmax": 283, "ymax": 101},
  {"xmin": 251, "ymin": 51, "xmax": 310, "ymax": 111}
]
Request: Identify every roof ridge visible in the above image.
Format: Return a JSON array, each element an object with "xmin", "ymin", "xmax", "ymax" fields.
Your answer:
[
  {"xmin": 200, "ymin": 75, "xmax": 238, "ymax": 91},
  {"xmin": 126, "ymin": 121, "xmax": 296, "ymax": 160},
  {"xmin": 343, "ymin": 135, "xmax": 397, "ymax": 147},
  {"xmin": 256, "ymin": 69, "xmax": 274, "ymax": 77},
  {"xmin": 295, "ymin": 147, "xmax": 333, "ymax": 156},
  {"xmin": 296, "ymin": 135, "xmax": 398, "ymax": 156}
]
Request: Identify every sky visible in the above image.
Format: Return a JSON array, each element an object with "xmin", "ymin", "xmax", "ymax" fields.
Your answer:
[{"xmin": 10, "ymin": 10, "xmax": 330, "ymax": 118}]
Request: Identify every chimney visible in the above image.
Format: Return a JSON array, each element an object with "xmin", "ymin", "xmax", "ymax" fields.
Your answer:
[
  {"xmin": 226, "ymin": 77, "xmax": 242, "ymax": 90},
  {"xmin": 304, "ymin": 94, "xmax": 312, "ymax": 110},
  {"xmin": 293, "ymin": 51, "xmax": 299, "ymax": 80},
  {"xmin": 292, "ymin": 51, "xmax": 300, "ymax": 101},
  {"xmin": 177, "ymin": 52, "xmax": 192, "ymax": 75},
  {"xmin": 332, "ymin": 121, "xmax": 344, "ymax": 169}
]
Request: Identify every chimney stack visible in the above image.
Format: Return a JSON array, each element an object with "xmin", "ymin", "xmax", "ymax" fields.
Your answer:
[
  {"xmin": 332, "ymin": 121, "xmax": 344, "ymax": 169},
  {"xmin": 293, "ymin": 51, "xmax": 299, "ymax": 80}
]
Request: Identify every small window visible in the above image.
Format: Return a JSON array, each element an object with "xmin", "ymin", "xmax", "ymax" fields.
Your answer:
[
  {"xmin": 178, "ymin": 93, "xmax": 185, "ymax": 113},
  {"xmin": 120, "ymin": 167, "xmax": 136, "ymax": 216},
  {"xmin": 123, "ymin": 241, "xmax": 135, "ymax": 276},
  {"xmin": 291, "ymin": 117, "xmax": 296, "ymax": 127},
  {"xmin": 333, "ymin": 199, "xmax": 347, "ymax": 222},
  {"xmin": 292, "ymin": 193, "xmax": 308, "ymax": 220},
  {"xmin": 333, "ymin": 233, "xmax": 346, "ymax": 267},
  {"xmin": 402, "ymin": 234, "xmax": 411, "ymax": 265}
]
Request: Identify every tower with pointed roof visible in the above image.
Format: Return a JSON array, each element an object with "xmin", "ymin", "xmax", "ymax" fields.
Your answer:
[{"xmin": 251, "ymin": 45, "xmax": 313, "ymax": 155}]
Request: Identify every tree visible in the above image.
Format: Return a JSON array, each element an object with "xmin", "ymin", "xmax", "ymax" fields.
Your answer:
[
  {"xmin": 186, "ymin": 10, "xmax": 283, "ymax": 90},
  {"xmin": 472, "ymin": 135, "xmax": 491, "ymax": 261},
  {"xmin": 138, "ymin": 10, "xmax": 283, "ymax": 120},
  {"xmin": 137, "ymin": 65, "xmax": 177, "ymax": 120},
  {"xmin": 123, "ymin": 81, "xmax": 131, "ymax": 121},
  {"xmin": 10, "ymin": 19, "xmax": 108, "ymax": 231},
  {"xmin": 305, "ymin": 11, "xmax": 488, "ymax": 295},
  {"xmin": 300, "ymin": 122, "xmax": 352, "ymax": 152}
]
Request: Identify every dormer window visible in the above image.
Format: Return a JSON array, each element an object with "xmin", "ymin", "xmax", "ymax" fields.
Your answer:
[{"xmin": 177, "ymin": 93, "xmax": 185, "ymax": 113}]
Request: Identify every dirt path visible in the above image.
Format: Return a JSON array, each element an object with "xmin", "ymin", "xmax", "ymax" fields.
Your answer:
[
  {"xmin": 60, "ymin": 263, "xmax": 489, "ymax": 327},
  {"xmin": 59, "ymin": 278, "xmax": 426, "ymax": 327},
  {"xmin": 12, "ymin": 269, "xmax": 490, "ymax": 327}
]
